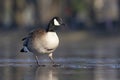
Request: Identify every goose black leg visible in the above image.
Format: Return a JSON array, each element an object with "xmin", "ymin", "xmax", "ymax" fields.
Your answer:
[
  {"xmin": 35, "ymin": 56, "xmax": 46, "ymax": 67},
  {"xmin": 48, "ymin": 53, "xmax": 60, "ymax": 67}
]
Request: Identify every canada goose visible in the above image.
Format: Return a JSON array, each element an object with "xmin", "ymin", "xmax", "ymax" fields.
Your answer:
[{"xmin": 20, "ymin": 17, "xmax": 65, "ymax": 66}]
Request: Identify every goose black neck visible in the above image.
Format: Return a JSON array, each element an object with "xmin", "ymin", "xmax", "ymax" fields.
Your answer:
[{"xmin": 46, "ymin": 22, "xmax": 55, "ymax": 32}]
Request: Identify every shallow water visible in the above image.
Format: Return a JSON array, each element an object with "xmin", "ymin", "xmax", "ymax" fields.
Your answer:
[{"xmin": 0, "ymin": 58, "xmax": 120, "ymax": 80}]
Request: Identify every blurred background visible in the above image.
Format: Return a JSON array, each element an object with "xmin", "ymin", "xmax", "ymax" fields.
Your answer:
[
  {"xmin": 0, "ymin": 0, "xmax": 120, "ymax": 80},
  {"xmin": 0, "ymin": 0, "xmax": 120, "ymax": 31}
]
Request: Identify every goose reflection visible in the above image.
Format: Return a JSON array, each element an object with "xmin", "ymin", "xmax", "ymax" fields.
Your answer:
[{"xmin": 35, "ymin": 67, "xmax": 58, "ymax": 80}]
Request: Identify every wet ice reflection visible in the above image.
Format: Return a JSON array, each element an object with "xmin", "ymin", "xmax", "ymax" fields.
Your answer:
[
  {"xmin": 35, "ymin": 67, "xmax": 58, "ymax": 80},
  {"xmin": 0, "ymin": 57, "xmax": 120, "ymax": 80}
]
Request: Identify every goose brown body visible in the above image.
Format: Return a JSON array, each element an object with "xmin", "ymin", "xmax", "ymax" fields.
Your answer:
[{"xmin": 27, "ymin": 29, "xmax": 59, "ymax": 55}]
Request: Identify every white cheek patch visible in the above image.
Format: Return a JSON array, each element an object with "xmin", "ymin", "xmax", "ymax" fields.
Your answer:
[{"xmin": 54, "ymin": 19, "xmax": 60, "ymax": 26}]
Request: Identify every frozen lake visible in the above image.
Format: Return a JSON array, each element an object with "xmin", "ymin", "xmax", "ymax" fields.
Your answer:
[
  {"xmin": 0, "ymin": 30, "xmax": 120, "ymax": 80},
  {"xmin": 0, "ymin": 57, "xmax": 120, "ymax": 80}
]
